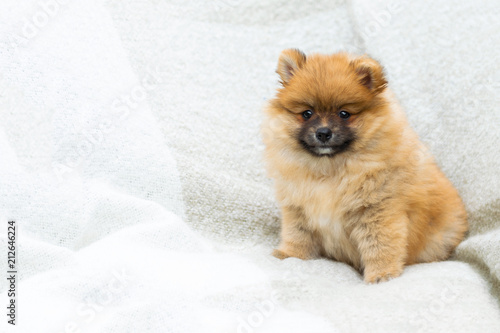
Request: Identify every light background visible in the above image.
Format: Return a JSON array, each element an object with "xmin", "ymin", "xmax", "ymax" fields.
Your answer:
[{"xmin": 0, "ymin": 1, "xmax": 499, "ymax": 332}]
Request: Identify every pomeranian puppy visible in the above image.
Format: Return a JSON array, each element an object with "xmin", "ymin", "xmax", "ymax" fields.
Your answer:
[{"xmin": 262, "ymin": 49, "xmax": 468, "ymax": 283}]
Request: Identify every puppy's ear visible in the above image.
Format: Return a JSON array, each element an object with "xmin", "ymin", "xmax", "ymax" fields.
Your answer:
[
  {"xmin": 350, "ymin": 56, "xmax": 387, "ymax": 94},
  {"xmin": 276, "ymin": 49, "xmax": 306, "ymax": 85}
]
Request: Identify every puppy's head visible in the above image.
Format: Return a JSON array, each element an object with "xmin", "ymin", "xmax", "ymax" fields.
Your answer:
[{"xmin": 264, "ymin": 49, "xmax": 388, "ymax": 159}]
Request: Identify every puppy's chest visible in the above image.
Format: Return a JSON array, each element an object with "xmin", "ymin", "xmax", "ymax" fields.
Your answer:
[
  {"xmin": 281, "ymin": 179, "xmax": 341, "ymax": 210},
  {"xmin": 312, "ymin": 208, "xmax": 360, "ymax": 267},
  {"xmin": 280, "ymin": 177, "xmax": 361, "ymax": 266},
  {"xmin": 281, "ymin": 176, "xmax": 346, "ymax": 219},
  {"xmin": 280, "ymin": 177, "xmax": 350, "ymax": 233}
]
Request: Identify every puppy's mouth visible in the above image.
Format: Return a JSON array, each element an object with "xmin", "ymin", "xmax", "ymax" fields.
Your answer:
[{"xmin": 299, "ymin": 140, "xmax": 352, "ymax": 157}]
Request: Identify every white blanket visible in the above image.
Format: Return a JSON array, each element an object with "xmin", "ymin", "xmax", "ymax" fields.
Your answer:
[{"xmin": 1, "ymin": 1, "xmax": 499, "ymax": 332}]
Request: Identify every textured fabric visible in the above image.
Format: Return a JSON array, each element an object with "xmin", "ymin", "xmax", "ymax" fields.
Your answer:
[{"xmin": 0, "ymin": 0, "xmax": 499, "ymax": 332}]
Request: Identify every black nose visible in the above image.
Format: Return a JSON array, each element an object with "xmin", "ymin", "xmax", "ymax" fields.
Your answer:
[{"xmin": 316, "ymin": 127, "xmax": 332, "ymax": 143}]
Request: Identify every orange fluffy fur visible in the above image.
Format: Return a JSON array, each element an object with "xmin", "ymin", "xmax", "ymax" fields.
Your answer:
[{"xmin": 262, "ymin": 49, "xmax": 468, "ymax": 283}]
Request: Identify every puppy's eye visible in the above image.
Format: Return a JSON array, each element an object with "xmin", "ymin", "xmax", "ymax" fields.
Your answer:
[
  {"xmin": 339, "ymin": 110, "xmax": 351, "ymax": 119},
  {"xmin": 302, "ymin": 110, "xmax": 313, "ymax": 120}
]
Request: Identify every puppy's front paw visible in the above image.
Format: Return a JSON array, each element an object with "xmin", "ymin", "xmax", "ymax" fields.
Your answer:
[
  {"xmin": 363, "ymin": 266, "xmax": 403, "ymax": 284},
  {"xmin": 272, "ymin": 245, "xmax": 315, "ymax": 260},
  {"xmin": 272, "ymin": 249, "xmax": 290, "ymax": 260}
]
